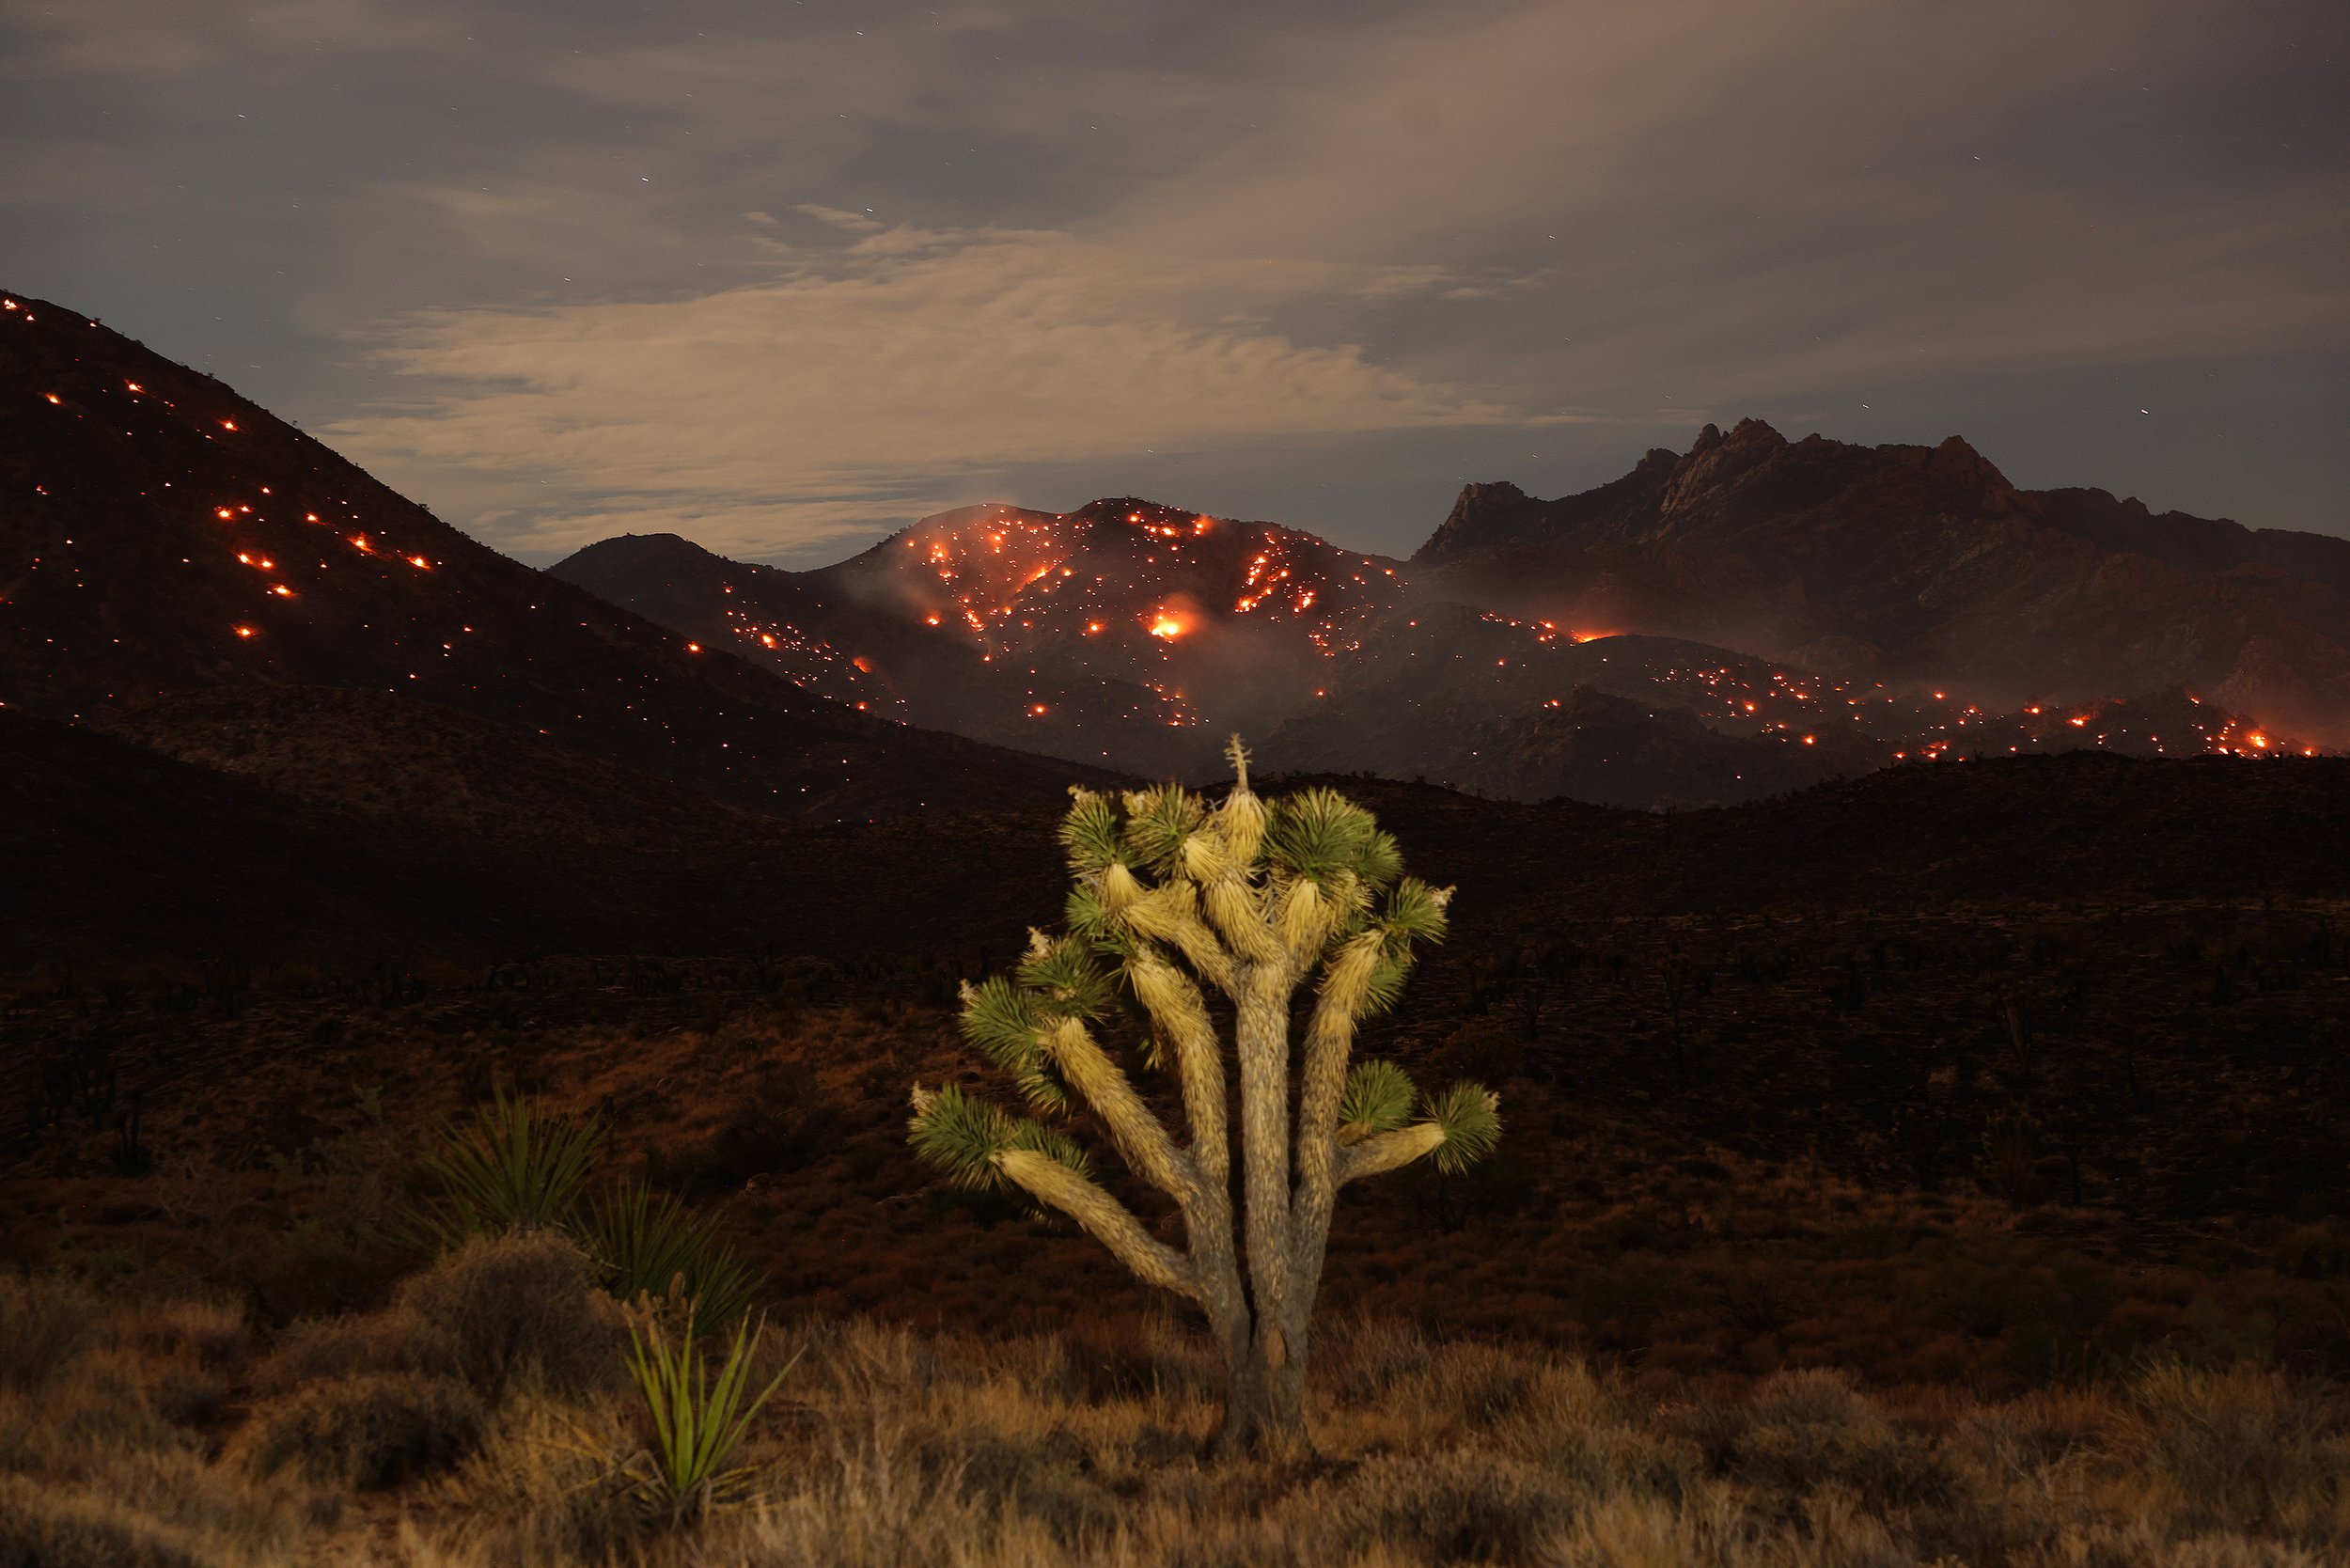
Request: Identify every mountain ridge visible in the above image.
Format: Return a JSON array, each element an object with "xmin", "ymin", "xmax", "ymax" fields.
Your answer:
[
  {"xmin": 1417, "ymin": 419, "xmax": 2350, "ymax": 743},
  {"xmin": 555, "ymin": 425, "xmax": 2319, "ymax": 803}
]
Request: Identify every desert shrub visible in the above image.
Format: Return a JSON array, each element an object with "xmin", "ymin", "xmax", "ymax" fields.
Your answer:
[
  {"xmin": 0, "ymin": 1273, "xmax": 101, "ymax": 1391},
  {"xmin": 1058, "ymin": 1313, "xmax": 1220, "ymax": 1406},
  {"xmin": 2273, "ymin": 1223, "xmax": 2350, "ymax": 1280},
  {"xmin": 113, "ymin": 1298, "xmax": 247, "ymax": 1372},
  {"xmin": 249, "ymin": 1306, "xmax": 457, "ymax": 1399},
  {"xmin": 0, "ymin": 1346, "xmax": 183, "ymax": 1474},
  {"xmin": 1322, "ymin": 1317, "xmax": 1442, "ymax": 1405},
  {"xmin": 1305, "ymin": 1450, "xmax": 1579, "ymax": 1564},
  {"xmin": 0, "ymin": 1473, "xmax": 207, "ymax": 1568},
  {"xmin": 1690, "ymin": 1367, "xmax": 1948, "ymax": 1510},
  {"xmin": 431, "ymin": 1391, "xmax": 651, "ymax": 1566},
  {"xmin": 227, "ymin": 1371, "xmax": 484, "ymax": 1488},
  {"xmin": 580, "ymin": 1180, "xmax": 763, "ymax": 1332},
  {"xmin": 394, "ymin": 1231, "xmax": 626, "ymax": 1401},
  {"xmin": 244, "ymin": 1213, "xmax": 410, "ymax": 1322},
  {"xmin": 2115, "ymin": 1362, "xmax": 2346, "ymax": 1534}
]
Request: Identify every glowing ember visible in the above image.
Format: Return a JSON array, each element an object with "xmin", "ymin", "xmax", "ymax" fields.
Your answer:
[{"xmin": 1148, "ymin": 611, "xmax": 1190, "ymax": 639}]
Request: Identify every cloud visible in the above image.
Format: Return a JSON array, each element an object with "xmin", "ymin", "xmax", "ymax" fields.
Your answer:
[
  {"xmin": 325, "ymin": 218, "xmax": 1540, "ymax": 558},
  {"xmin": 2, "ymin": 0, "xmax": 462, "ymax": 76},
  {"xmin": 21, "ymin": 0, "xmax": 2338, "ymax": 551},
  {"xmin": 1108, "ymin": 0, "xmax": 2350, "ymax": 392}
]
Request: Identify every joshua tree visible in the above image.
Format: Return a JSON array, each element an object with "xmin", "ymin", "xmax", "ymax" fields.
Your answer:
[{"xmin": 908, "ymin": 738, "xmax": 1500, "ymax": 1454}]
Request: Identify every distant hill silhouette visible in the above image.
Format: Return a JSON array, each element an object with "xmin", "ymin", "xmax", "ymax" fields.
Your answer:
[
  {"xmin": 0, "ymin": 287, "xmax": 1097, "ymax": 823},
  {"xmin": 10, "ymin": 698, "xmax": 2345, "ymax": 970}
]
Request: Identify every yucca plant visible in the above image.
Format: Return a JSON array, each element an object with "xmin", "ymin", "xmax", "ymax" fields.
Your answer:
[
  {"xmin": 909, "ymin": 736, "xmax": 1501, "ymax": 1455},
  {"xmin": 411, "ymin": 1093, "xmax": 601, "ymax": 1247},
  {"xmin": 582, "ymin": 1180, "xmax": 763, "ymax": 1333},
  {"xmin": 624, "ymin": 1311, "xmax": 794, "ymax": 1522}
]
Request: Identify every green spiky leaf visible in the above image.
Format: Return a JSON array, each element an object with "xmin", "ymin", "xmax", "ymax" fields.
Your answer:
[
  {"xmin": 908, "ymin": 1084, "xmax": 1013, "ymax": 1188},
  {"xmin": 1008, "ymin": 1118, "xmax": 1091, "ymax": 1177},
  {"xmin": 1383, "ymin": 877, "xmax": 1451, "ymax": 949},
  {"xmin": 1339, "ymin": 1059, "xmax": 1417, "ymax": 1135},
  {"xmin": 961, "ymin": 975, "xmax": 1042, "ymax": 1064},
  {"xmin": 1357, "ymin": 955, "xmax": 1410, "ymax": 1019},
  {"xmin": 1426, "ymin": 1081, "xmax": 1503, "ymax": 1175},
  {"xmin": 1121, "ymin": 783, "xmax": 1204, "ymax": 871},
  {"xmin": 1355, "ymin": 829, "xmax": 1403, "ymax": 890},
  {"xmin": 580, "ymin": 1181, "xmax": 763, "ymax": 1333},
  {"xmin": 411, "ymin": 1093, "xmax": 601, "ymax": 1247},
  {"xmin": 956, "ymin": 979, "xmax": 1069, "ymax": 1111},
  {"xmin": 1265, "ymin": 787, "xmax": 1377, "ymax": 883},
  {"xmin": 1064, "ymin": 884, "xmax": 1111, "ymax": 940},
  {"xmin": 1059, "ymin": 790, "xmax": 1125, "ymax": 873},
  {"xmin": 1017, "ymin": 935, "xmax": 1116, "ymax": 1020}
]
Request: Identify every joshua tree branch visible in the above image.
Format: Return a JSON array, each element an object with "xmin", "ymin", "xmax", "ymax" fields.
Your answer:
[
  {"xmin": 1042, "ymin": 1017, "xmax": 1201, "ymax": 1207},
  {"xmin": 995, "ymin": 1149, "xmax": 1200, "ymax": 1301},
  {"xmin": 1333, "ymin": 1123, "xmax": 1445, "ymax": 1187},
  {"xmin": 1127, "ymin": 955, "xmax": 1230, "ymax": 1187},
  {"xmin": 1235, "ymin": 959, "xmax": 1297, "ymax": 1358},
  {"xmin": 1127, "ymin": 886, "xmax": 1236, "ymax": 996},
  {"xmin": 1281, "ymin": 1012, "xmax": 1357, "ymax": 1304}
]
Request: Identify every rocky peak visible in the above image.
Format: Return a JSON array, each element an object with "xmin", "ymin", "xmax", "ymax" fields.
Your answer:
[
  {"xmin": 1917, "ymin": 434, "xmax": 2024, "ymax": 513},
  {"xmin": 1419, "ymin": 479, "xmax": 1538, "ymax": 557}
]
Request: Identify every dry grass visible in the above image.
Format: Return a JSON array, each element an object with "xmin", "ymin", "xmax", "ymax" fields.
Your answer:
[{"xmin": 6, "ymin": 1268, "xmax": 2346, "ymax": 1568}]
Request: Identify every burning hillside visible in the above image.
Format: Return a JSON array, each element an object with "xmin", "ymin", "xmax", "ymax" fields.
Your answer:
[{"xmin": 0, "ymin": 287, "xmax": 1094, "ymax": 822}]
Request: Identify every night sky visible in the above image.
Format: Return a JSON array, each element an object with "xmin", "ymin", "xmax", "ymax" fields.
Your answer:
[{"xmin": 4, "ymin": 1, "xmax": 2343, "ymax": 566}]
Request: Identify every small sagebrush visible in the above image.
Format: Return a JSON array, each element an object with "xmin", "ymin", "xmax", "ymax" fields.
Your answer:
[
  {"xmin": 395, "ymin": 1230, "xmax": 627, "ymax": 1401},
  {"xmin": 227, "ymin": 1372, "xmax": 484, "ymax": 1488}
]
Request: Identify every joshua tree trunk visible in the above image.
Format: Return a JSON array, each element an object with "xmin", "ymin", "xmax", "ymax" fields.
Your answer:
[{"xmin": 909, "ymin": 738, "xmax": 1501, "ymax": 1459}]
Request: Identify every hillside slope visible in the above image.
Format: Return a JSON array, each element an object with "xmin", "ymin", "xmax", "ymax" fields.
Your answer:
[{"xmin": 0, "ymin": 288, "xmax": 1093, "ymax": 821}]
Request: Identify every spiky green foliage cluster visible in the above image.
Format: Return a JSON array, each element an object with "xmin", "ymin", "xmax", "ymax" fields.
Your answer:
[
  {"xmin": 1338, "ymin": 1059, "xmax": 1417, "ymax": 1137},
  {"xmin": 624, "ymin": 1313, "xmax": 794, "ymax": 1521},
  {"xmin": 580, "ymin": 1181, "xmax": 764, "ymax": 1333},
  {"xmin": 413, "ymin": 1094, "xmax": 601, "ymax": 1245},
  {"xmin": 907, "ymin": 1083, "xmax": 1089, "ymax": 1193},
  {"xmin": 1426, "ymin": 1081, "xmax": 1506, "ymax": 1174}
]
